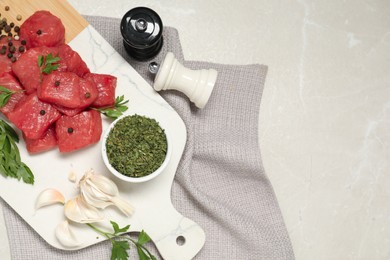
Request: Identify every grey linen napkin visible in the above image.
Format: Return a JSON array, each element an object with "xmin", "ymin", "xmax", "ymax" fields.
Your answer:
[{"xmin": 1, "ymin": 16, "xmax": 294, "ymax": 259}]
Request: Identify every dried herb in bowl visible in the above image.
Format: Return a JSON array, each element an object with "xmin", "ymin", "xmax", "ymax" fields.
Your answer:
[{"xmin": 105, "ymin": 114, "xmax": 167, "ymax": 178}]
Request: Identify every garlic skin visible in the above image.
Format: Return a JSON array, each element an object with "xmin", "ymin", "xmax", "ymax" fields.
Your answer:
[
  {"xmin": 35, "ymin": 188, "xmax": 65, "ymax": 209},
  {"xmin": 68, "ymin": 171, "xmax": 77, "ymax": 183},
  {"xmin": 79, "ymin": 170, "xmax": 134, "ymax": 216},
  {"xmin": 55, "ymin": 220, "xmax": 82, "ymax": 248},
  {"xmin": 64, "ymin": 195, "xmax": 104, "ymax": 223}
]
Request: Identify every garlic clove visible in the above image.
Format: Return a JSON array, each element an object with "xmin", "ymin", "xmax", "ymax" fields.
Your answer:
[
  {"xmin": 110, "ymin": 196, "xmax": 135, "ymax": 217},
  {"xmin": 64, "ymin": 196, "xmax": 104, "ymax": 223},
  {"xmin": 78, "ymin": 169, "xmax": 134, "ymax": 216},
  {"xmin": 35, "ymin": 188, "xmax": 65, "ymax": 209},
  {"xmin": 80, "ymin": 185, "xmax": 113, "ymax": 209},
  {"xmin": 86, "ymin": 173, "xmax": 119, "ymax": 196},
  {"xmin": 55, "ymin": 220, "xmax": 82, "ymax": 248}
]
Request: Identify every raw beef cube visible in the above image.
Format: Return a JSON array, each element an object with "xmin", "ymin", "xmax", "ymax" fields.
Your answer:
[
  {"xmin": 53, "ymin": 78, "xmax": 98, "ymax": 116},
  {"xmin": 24, "ymin": 125, "xmax": 57, "ymax": 154},
  {"xmin": 7, "ymin": 93, "xmax": 61, "ymax": 139},
  {"xmin": 38, "ymin": 71, "xmax": 81, "ymax": 108},
  {"xmin": 11, "ymin": 46, "xmax": 58, "ymax": 94},
  {"xmin": 84, "ymin": 73, "xmax": 117, "ymax": 108},
  {"xmin": 57, "ymin": 44, "xmax": 90, "ymax": 77},
  {"xmin": 78, "ymin": 77, "xmax": 98, "ymax": 109},
  {"xmin": 19, "ymin": 11, "xmax": 65, "ymax": 49},
  {"xmin": 55, "ymin": 110, "xmax": 102, "ymax": 153},
  {"xmin": 0, "ymin": 72, "xmax": 26, "ymax": 117}
]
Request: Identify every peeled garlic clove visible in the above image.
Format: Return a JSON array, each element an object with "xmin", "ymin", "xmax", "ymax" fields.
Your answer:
[
  {"xmin": 55, "ymin": 220, "xmax": 82, "ymax": 248},
  {"xmin": 36, "ymin": 188, "xmax": 65, "ymax": 209},
  {"xmin": 64, "ymin": 196, "xmax": 104, "ymax": 223}
]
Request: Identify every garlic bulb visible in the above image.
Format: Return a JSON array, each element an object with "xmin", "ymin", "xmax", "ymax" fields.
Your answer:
[
  {"xmin": 64, "ymin": 195, "xmax": 104, "ymax": 223},
  {"xmin": 55, "ymin": 220, "xmax": 82, "ymax": 248},
  {"xmin": 79, "ymin": 170, "xmax": 134, "ymax": 216},
  {"xmin": 35, "ymin": 188, "xmax": 65, "ymax": 209}
]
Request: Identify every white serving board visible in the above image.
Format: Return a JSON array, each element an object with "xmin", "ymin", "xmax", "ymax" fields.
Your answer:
[{"xmin": 0, "ymin": 25, "xmax": 205, "ymax": 260}]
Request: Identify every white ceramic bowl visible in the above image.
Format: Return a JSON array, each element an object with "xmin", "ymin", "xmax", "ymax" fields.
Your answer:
[{"xmin": 101, "ymin": 113, "xmax": 171, "ymax": 183}]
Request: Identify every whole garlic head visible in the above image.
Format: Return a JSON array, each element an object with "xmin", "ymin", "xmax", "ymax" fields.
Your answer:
[{"xmin": 79, "ymin": 169, "xmax": 134, "ymax": 216}]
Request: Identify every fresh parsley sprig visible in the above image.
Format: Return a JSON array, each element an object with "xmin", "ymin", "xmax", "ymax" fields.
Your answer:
[
  {"xmin": 92, "ymin": 95, "xmax": 129, "ymax": 119},
  {"xmin": 0, "ymin": 119, "xmax": 34, "ymax": 184},
  {"xmin": 87, "ymin": 221, "xmax": 156, "ymax": 260},
  {"xmin": 38, "ymin": 53, "xmax": 60, "ymax": 75},
  {"xmin": 0, "ymin": 86, "xmax": 24, "ymax": 108}
]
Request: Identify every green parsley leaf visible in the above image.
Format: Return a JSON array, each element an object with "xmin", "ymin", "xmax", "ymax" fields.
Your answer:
[
  {"xmin": 87, "ymin": 221, "xmax": 156, "ymax": 260},
  {"xmin": 111, "ymin": 220, "xmax": 130, "ymax": 235},
  {"xmin": 92, "ymin": 95, "xmax": 129, "ymax": 119},
  {"xmin": 111, "ymin": 240, "xmax": 130, "ymax": 260},
  {"xmin": 0, "ymin": 120, "xmax": 34, "ymax": 184},
  {"xmin": 137, "ymin": 230, "xmax": 151, "ymax": 246},
  {"xmin": 38, "ymin": 53, "xmax": 61, "ymax": 76},
  {"xmin": 0, "ymin": 86, "xmax": 24, "ymax": 108}
]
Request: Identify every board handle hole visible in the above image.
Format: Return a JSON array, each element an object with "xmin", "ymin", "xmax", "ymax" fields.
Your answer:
[{"xmin": 176, "ymin": 235, "xmax": 186, "ymax": 246}]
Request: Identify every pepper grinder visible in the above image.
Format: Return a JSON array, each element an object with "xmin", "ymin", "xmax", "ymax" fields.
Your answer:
[
  {"xmin": 120, "ymin": 7, "xmax": 163, "ymax": 60},
  {"xmin": 149, "ymin": 52, "xmax": 218, "ymax": 109}
]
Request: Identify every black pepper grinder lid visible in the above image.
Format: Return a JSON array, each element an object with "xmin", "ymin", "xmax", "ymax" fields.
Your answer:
[{"xmin": 120, "ymin": 7, "xmax": 163, "ymax": 61}]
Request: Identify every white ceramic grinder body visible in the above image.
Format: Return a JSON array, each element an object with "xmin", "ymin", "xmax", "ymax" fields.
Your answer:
[{"xmin": 153, "ymin": 52, "xmax": 218, "ymax": 109}]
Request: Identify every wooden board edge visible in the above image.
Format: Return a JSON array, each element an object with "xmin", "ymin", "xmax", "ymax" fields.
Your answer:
[{"xmin": 0, "ymin": 0, "xmax": 89, "ymax": 43}]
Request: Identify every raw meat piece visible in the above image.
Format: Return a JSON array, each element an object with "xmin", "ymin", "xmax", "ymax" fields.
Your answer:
[
  {"xmin": 55, "ymin": 110, "xmax": 102, "ymax": 153},
  {"xmin": 7, "ymin": 93, "xmax": 61, "ymax": 139},
  {"xmin": 19, "ymin": 10, "xmax": 65, "ymax": 49}
]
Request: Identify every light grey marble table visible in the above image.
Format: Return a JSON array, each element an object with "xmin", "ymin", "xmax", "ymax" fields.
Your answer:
[{"xmin": 1, "ymin": 1, "xmax": 389, "ymax": 259}]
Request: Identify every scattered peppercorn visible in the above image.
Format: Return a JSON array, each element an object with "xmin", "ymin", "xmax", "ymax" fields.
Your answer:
[
  {"xmin": 13, "ymin": 26, "xmax": 19, "ymax": 32},
  {"xmin": 21, "ymin": 40, "xmax": 26, "ymax": 45},
  {"xmin": 7, "ymin": 52, "xmax": 12, "ymax": 58},
  {"xmin": 9, "ymin": 46, "xmax": 15, "ymax": 53},
  {"xmin": 5, "ymin": 6, "xmax": 9, "ymax": 11},
  {"xmin": 36, "ymin": 29, "xmax": 42, "ymax": 35},
  {"xmin": 85, "ymin": 92, "xmax": 91, "ymax": 98},
  {"xmin": 10, "ymin": 56, "xmax": 16, "ymax": 62},
  {"xmin": 54, "ymin": 81, "xmax": 60, "ymax": 87},
  {"xmin": 7, "ymin": 41, "xmax": 12, "ymax": 46},
  {"xmin": 40, "ymin": 110, "xmax": 46, "ymax": 115},
  {"xmin": 67, "ymin": 128, "xmax": 74, "ymax": 134},
  {"xmin": 18, "ymin": 46, "xmax": 24, "ymax": 52},
  {"xmin": 16, "ymin": 15, "xmax": 22, "ymax": 21},
  {"xmin": 0, "ymin": 48, "xmax": 5, "ymax": 55}
]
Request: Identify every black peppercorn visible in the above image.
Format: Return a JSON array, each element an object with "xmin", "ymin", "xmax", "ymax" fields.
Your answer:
[
  {"xmin": 40, "ymin": 110, "xmax": 46, "ymax": 115},
  {"xmin": 67, "ymin": 127, "xmax": 74, "ymax": 133},
  {"xmin": 36, "ymin": 29, "xmax": 42, "ymax": 35},
  {"xmin": 54, "ymin": 80, "xmax": 60, "ymax": 87}
]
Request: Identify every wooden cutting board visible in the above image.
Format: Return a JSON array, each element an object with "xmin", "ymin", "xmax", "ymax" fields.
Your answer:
[
  {"xmin": 0, "ymin": 0, "xmax": 88, "ymax": 42},
  {"xmin": 0, "ymin": 0, "xmax": 206, "ymax": 259}
]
